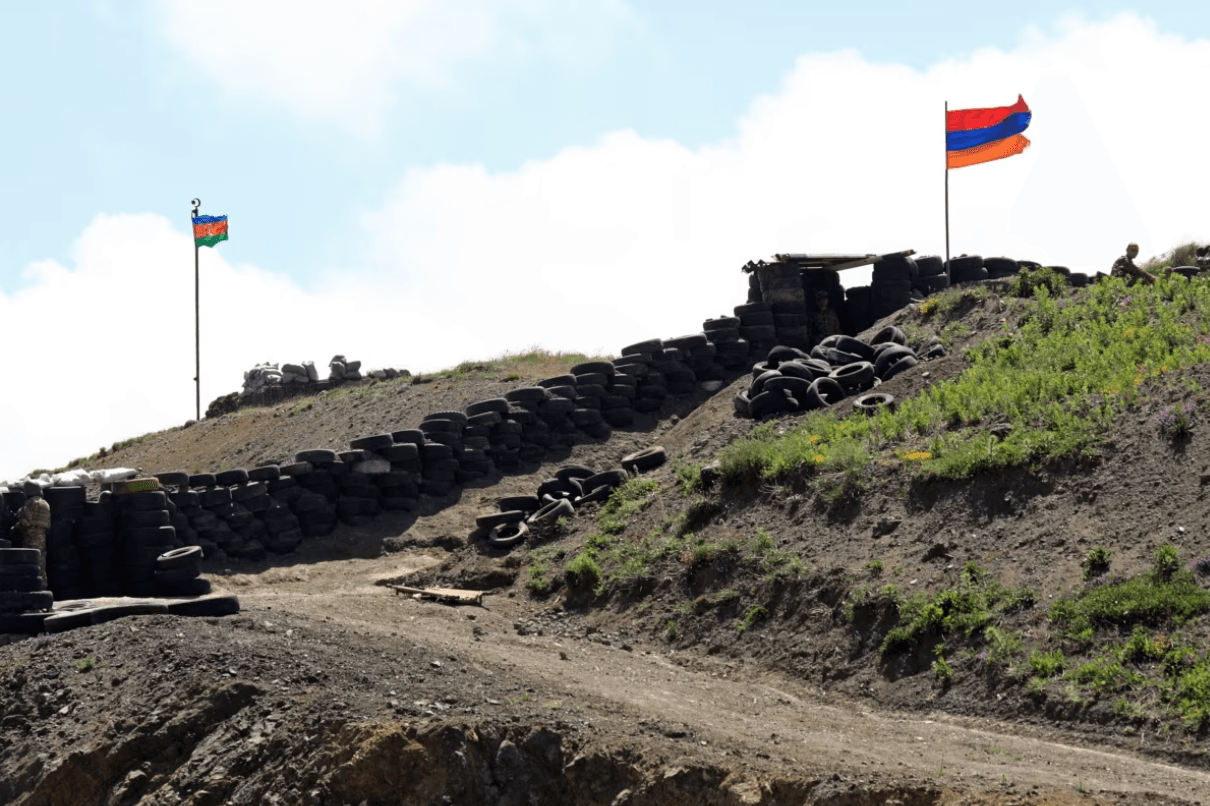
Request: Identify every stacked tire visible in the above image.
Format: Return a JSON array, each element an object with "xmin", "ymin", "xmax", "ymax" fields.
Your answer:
[
  {"xmin": 117, "ymin": 490, "xmax": 179, "ymax": 597},
  {"xmin": 289, "ymin": 452, "xmax": 341, "ymax": 537},
  {"xmin": 948, "ymin": 255, "xmax": 987, "ymax": 285},
  {"xmin": 617, "ymin": 340, "xmax": 669, "ymax": 415},
  {"xmin": 0, "ymin": 548, "xmax": 52, "ymax": 634},
  {"xmin": 983, "ymin": 257, "xmax": 1020, "ymax": 280},
  {"xmin": 734, "ymin": 303, "xmax": 777, "ymax": 358},
  {"xmin": 746, "ymin": 269, "xmax": 762, "ymax": 303},
  {"xmin": 872, "ymin": 254, "xmax": 916, "ymax": 320},
  {"xmin": 844, "ymin": 285, "xmax": 874, "ymax": 335},
  {"xmin": 77, "ymin": 498, "xmax": 120, "ymax": 596},
  {"xmin": 154, "ymin": 546, "xmax": 211, "ymax": 596},
  {"xmin": 915, "ymin": 256, "xmax": 950, "ymax": 296},
  {"xmin": 44, "ymin": 485, "xmax": 86, "ymax": 600},
  {"xmin": 704, "ymin": 316, "xmax": 751, "ymax": 371}
]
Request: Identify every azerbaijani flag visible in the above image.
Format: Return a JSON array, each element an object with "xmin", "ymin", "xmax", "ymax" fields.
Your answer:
[
  {"xmin": 946, "ymin": 94, "xmax": 1031, "ymax": 169},
  {"xmin": 192, "ymin": 214, "xmax": 229, "ymax": 248}
]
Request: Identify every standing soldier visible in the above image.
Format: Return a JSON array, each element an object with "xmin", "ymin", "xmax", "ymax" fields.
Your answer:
[
  {"xmin": 12, "ymin": 496, "xmax": 51, "ymax": 587},
  {"xmin": 810, "ymin": 290, "xmax": 842, "ymax": 345}
]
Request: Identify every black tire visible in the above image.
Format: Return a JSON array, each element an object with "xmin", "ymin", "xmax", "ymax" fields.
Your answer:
[
  {"xmin": 43, "ymin": 608, "xmax": 98, "ymax": 632},
  {"xmin": 380, "ymin": 443, "xmax": 420, "ymax": 462},
  {"xmin": 166, "ymin": 595, "xmax": 241, "ymax": 617},
  {"xmin": 748, "ymin": 389, "xmax": 796, "ymax": 419},
  {"xmin": 870, "ymin": 326, "xmax": 907, "ymax": 346},
  {"xmin": 763, "ymin": 376, "xmax": 812, "ymax": 396},
  {"xmin": 154, "ymin": 563, "xmax": 202, "ymax": 585},
  {"xmin": 419, "ymin": 419, "xmax": 460, "ymax": 434},
  {"xmin": 125, "ymin": 509, "xmax": 169, "ymax": 528},
  {"xmin": 296, "ymin": 449, "xmax": 338, "ymax": 464},
  {"xmin": 854, "ymin": 392, "xmax": 896, "ymax": 415},
  {"xmin": 231, "ymin": 482, "xmax": 268, "ymax": 502},
  {"xmin": 556, "ymin": 465, "xmax": 595, "ymax": 483},
  {"xmin": 537, "ymin": 374, "xmax": 579, "ymax": 389},
  {"xmin": 822, "ymin": 348, "xmax": 863, "ymax": 367},
  {"xmin": 777, "ymin": 360, "xmax": 826, "ymax": 382},
  {"xmin": 570, "ymin": 361, "xmax": 616, "ymax": 377},
  {"xmin": 805, "ymin": 377, "xmax": 845, "ymax": 409},
  {"xmin": 0, "ymin": 548, "xmax": 40, "ymax": 567},
  {"xmin": 214, "ymin": 469, "xmax": 249, "ymax": 486},
  {"xmin": 423, "ymin": 410, "xmax": 469, "ymax": 426},
  {"xmin": 620, "ymin": 340, "xmax": 662, "ymax": 356},
  {"xmin": 732, "ymin": 391, "xmax": 750, "ymax": 416},
  {"xmin": 984, "ymin": 257, "xmax": 1019, "ymax": 277},
  {"xmin": 874, "ymin": 345, "xmax": 917, "ymax": 378},
  {"xmin": 575, "ymin": 485, "xmax": 613, "ymax": 506},
  {"xmin": 622, "ymin": 446, "xmax": 667, "ymax": 473},
  {"xmin": 466, "ymin": 398, "xmax": 510, "ymax": 416},
  {"xmin": 916, "ymin": 255, "xmax": 946, "ymax": 277},
  {"xmin": 188, "ymin": 473, "xmax": 217, "ymax": 488},
  {"xmin": 704, "ymin": 316, "xmax": 741, "ymax": 331},
  {"xmin": 882, "ymin": 355, "xmax": 919, "ymax": 380},
  {"xmin": 160, "ymin": 577, "xmax": 213, "ymax": 596},
  {"xmin": 0, "ymin": 612, "xmax": 49, "ymax": 634},
  {"xmin": 349, "ymin": 434, "xmax": 393, "ymax": 451},
  {"xmin": 505, "ymin": 387, "xmax": 548, "ymax": 404},
  {"xmin": 157, "ymin": 546, "xmax": 204, "ymax": 570},
  {"xmin": 749, "ymin": 370, "xmax": 782, "ymax": 397},
  {"xmin": 582, "ymin": 469, "xmax": 628, "ymax": 492},
  {"xmin": 497, "ymin": 495, "xmax": 542, "ymax": 514},
  {"xmin": 831, "ymin": 336, "xmax": 875, "ymax": 361},
  {"xmin": 476, "ymin": 510, "xmax": 527, "ymax": 530},
  {"xmin": 830, "ymin": 361, "xmax": 875, "ymax": 388},
  {"xmin": 528, "ymin": 498, "xmax": 575, "ymax": 524},
  {"xmin": 121, "ymin": 491, "xmax": 168, "ymax": 511},
  {"xmin": 247, "ymin": 465, "xmax": 281, "ymax": 482},
  {"xmin": 921, "ymin": 274, "xmax": 950, "ymax": 294},
  {"xmin": 0, "ymin": 590, "xmax": 54, "ymax": 612},
  {"xmin": 486, "ymin": 521, "xmax": 528, "ymax": 548},
  {"xmin": 767, "ymin": 345, "xmax": 809, "ymax": 365}
]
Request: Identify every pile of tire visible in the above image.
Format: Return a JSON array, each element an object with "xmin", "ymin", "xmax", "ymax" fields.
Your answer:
[
  {"xmin": 703, "ymin": 316, "xmax": 753, "ymax": 370},
  {"xmin": 44, "ymin": 485, "xmax": 87, "ymax": 599},
  {"xmin": 844, "ymin": 285, "xmax": 874, "ymax": 335},
  {"xmin": 948, "ymin": 255, "xmax": 988, "ymax": 285},
  {"xmin": 734, "ymin": 326, "xmax": 946, "ymax": 420},
  {"xmin": 181, "ymin": 471, "xmax": 268, "ymax": 560},
  {"xmin": 0, "ymin": 548, "xmax": 53, "ymax": 634},
  {"xmin": 473, "ymin": 449, "xmax": 666, "ymax": 548}
]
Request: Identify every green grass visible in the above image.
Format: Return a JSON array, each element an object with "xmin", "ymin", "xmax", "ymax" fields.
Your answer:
[
  {"xmin": 416, "ymin": 348, "xmax": 608, "ymax": 386},
  {"xmin": 1028, "ymin": 648, "xmax": 1066, "ymax": 678},
  {"xmin": 735, "ymin": 606, "xmax": 769, "ymax": 633},
  {"xmin": 718, "ymin": 273, "xmax": 1210, "ymax": 485},
  {"xmin": 597, "ymin": 479, "xmax": 659, "ymax": 535},
  {"xmin": 1049, "ymin": 545, "xmax": 1210, "ymax": 643},
  {"xmin": 527, "ymin": 546, "xmax": 566, "ymax": 594},
  {"xmin": 879, "ymin": 563, "xmax": 1036, "ymax": 657},
  {"xmin": 1142, "ymin": 240, "xmax": 1207, "ymax": 273},
  {"xmin": 673, "ymin": 460, "xmax": 703, "ymax": 496}
]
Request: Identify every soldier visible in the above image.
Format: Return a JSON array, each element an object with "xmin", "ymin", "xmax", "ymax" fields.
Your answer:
[
  {"xmin": 811, "ymin": 290, "xmax": 842, "ymax": 344},
  {"xmin": 1111, "ymin": 243, "xmax": 1166, "ymax": 286},
  {"xmin": 12, "ymin": 496, "xmax": 50, "ymax": 588}
]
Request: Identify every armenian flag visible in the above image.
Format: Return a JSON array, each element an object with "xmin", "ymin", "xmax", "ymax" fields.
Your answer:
[
  {"xmin": 192, "ymin": 214, "xmax": 229, "ymax": 248},
  {"xmin": 946, "ymin": 95, "xmax": 1031, "ymax": 169}
]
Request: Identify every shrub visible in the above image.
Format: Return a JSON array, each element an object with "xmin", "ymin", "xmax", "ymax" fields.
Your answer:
[
  {"xmin": 1029, "ymin": 648, "xmax": 1066, "ymax": 678},
  {"xmin": 1082, "ymin": 546, "xmax": 1112, "ymax": 581}
]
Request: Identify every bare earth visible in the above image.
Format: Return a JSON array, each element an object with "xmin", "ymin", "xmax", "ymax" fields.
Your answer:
[{"xmin": 4, "ymin": 296, "xmax": 1210, "ymax": 804}]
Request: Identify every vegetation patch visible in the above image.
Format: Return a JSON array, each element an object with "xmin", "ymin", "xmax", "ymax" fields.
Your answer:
[
  {"xmin": 719, "ymin": 275, "xmax": 1210, "ymax": 485},
  {"xmin": 879, "ymin": 563, "xmax": 1036, "ymax": 657}
]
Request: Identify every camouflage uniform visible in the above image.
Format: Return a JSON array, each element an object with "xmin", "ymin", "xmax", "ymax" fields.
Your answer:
[
  {"xmin": 810, "ymin": 298, "xmax": 842, "ymax": 344},
  {"xmin": 13, "ymin": 497, "xmax": 50, "ymax": 588},
  {"xmin": 1110, "ymin": 254, "xmax": 1150, "ymax": 286}
]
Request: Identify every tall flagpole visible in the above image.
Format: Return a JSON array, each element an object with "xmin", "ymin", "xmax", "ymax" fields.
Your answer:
[
  {"xmin": 191, "ymin": 198, "xmax": 201, "ymax": 422},
  {"xmin": 944, "ymin": 102, "xmax": 951, "ymax": 272}
]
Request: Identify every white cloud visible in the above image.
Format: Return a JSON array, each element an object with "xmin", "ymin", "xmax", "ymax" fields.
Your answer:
[
  {"xmin": 152, "ymin": 0, "xmax": 636, "ymax": 127},
  {"xmin": 5, "ymin": 12, "xmax": 1210, "ymax": 479}
]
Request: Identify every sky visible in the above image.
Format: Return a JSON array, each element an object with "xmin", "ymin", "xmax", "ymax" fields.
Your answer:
[{"xmin": 2, "ymin": 1, "xmax": 1209, "ymax": 481}]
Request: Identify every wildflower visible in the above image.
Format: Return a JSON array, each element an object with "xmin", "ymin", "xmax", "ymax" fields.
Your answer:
[{"xmin": 813, "ymin": 455, "xmax": 825, "ymax": 463}]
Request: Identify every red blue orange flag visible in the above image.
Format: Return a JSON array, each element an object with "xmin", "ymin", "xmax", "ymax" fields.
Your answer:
[{"xmin": 946, "ymin": 95, "xmax": 1031, "ymax": 169}]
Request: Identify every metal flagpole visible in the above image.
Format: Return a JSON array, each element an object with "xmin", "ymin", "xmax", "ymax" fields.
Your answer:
[
  {"xmin": 944, "ymin": 102, "xmax": 951, "ymax": 272},
  {"xmin": 191, "ymin": 198, "xmax": 201, "ymax": 422}
]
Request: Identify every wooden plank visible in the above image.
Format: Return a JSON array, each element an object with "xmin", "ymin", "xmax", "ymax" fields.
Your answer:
[{"xmin": 389, "ymin": 585, "xmax": 484, "ymax": 605}]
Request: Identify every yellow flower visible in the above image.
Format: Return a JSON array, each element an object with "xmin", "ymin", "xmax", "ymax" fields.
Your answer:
[
  {"xmin": 813, "ymin": 455, "xmax": 825, "ymax": 463},
  {"xmin": 809, "ymin": 435, "xmax": 821, "ymax": 444}
]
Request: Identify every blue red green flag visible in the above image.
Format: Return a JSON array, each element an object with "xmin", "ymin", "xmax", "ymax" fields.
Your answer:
[
  {"xmin": 946, "ymin": 95, "xmax": 1032, "ymax": 169},
  {"xmin": 192, "ymin": 214, "xmax": 229, "ymax": 248}
]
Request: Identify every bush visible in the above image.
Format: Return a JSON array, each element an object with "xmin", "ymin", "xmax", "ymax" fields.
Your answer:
[{"xmin": 1082, "ymin": 546, "xmax": 1112, "ymax": 581}]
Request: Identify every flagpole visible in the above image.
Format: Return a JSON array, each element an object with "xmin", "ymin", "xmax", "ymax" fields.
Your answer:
[
  {"xmin": 191, "ymin": 198, "xmax": 201, "ymax": 422},
  {"xmin": 944, "ymin": 101, "xmax": 951, "ymax": 273}
]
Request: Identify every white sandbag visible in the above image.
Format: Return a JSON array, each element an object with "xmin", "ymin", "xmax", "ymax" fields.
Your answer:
[
  {"xmin": 52, "ymin": 469, "xmax": 92, "ymax": 487},
  {"xmin": 90, "ymin": 468, "xmax": 138, "ymax": 483}
]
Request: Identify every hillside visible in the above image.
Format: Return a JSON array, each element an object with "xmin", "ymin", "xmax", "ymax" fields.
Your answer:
[{"xmin": 5, "ymin": 273, "xmax": 1210, "ymax": 804}]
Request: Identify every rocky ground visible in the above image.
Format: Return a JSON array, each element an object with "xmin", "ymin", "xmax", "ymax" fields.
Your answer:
[{"xmin": 5, "ymin": 291, "xmax": 1210, "ymax": 804}]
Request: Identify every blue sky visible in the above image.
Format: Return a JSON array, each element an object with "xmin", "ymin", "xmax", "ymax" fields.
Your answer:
[{"xmin": 2, "ymin": 1, "xmax": 1208, "ymax": 479}]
